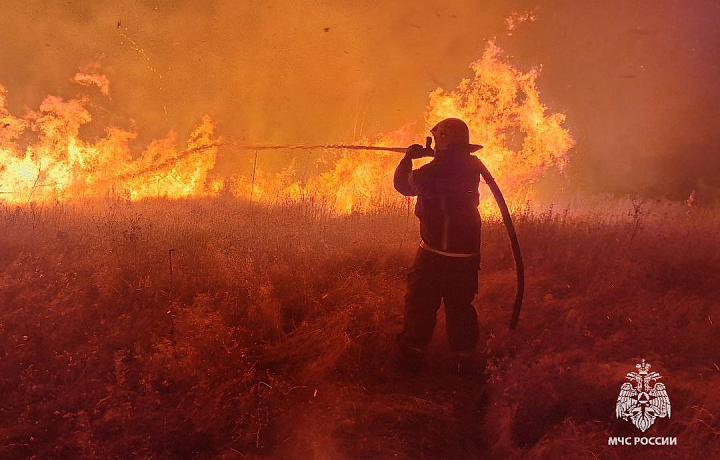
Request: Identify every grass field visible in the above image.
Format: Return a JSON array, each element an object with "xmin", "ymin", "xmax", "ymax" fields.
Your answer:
[{"xmin": 1, "ymin": 195, "xmax": 718, "ymax": 460}]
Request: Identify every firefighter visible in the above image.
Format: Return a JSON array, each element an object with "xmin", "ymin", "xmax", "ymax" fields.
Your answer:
[{"xmin": 393, "ymin": 118, "xmax": 483, "ymax": 373}]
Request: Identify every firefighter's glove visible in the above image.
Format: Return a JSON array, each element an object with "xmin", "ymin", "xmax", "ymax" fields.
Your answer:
[{"xmin": 405, "ymin": 144, "xmax": 433, "ymax": 160}]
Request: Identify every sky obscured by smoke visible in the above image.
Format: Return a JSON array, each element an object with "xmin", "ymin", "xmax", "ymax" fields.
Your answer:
[{"xmin": 0, "ymin": 0, "xmax": 718, "ymax": 199}]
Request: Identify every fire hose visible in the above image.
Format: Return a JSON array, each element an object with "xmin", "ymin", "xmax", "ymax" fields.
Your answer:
[
  {"xmin": 402, "ymin": 137, "xmax": 524, "ymax": 330},
  {"xmin": 195, "ymin": 138, "xmax": 524, "ymax": 329},
  {"xmin": 476, "ymin": 158, "xmax": 524, "ymax": 330},
  {"xmin": 118, "ymin": 138, "xmax": 525, "ymax": 329}
]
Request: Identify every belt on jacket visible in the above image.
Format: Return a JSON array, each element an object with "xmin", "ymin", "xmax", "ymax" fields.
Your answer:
[{"xmin": 419, "ymin": 239, "xmax": 479, "ymax": 258}]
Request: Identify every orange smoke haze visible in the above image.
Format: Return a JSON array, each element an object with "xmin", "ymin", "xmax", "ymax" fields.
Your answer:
[{"xmin": 0, "ymin": 0, "xmax": 717, "ymax": 200}]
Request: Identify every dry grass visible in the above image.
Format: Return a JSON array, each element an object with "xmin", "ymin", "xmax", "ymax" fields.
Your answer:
[{"xmin": 0, "ymin": 195, "xmax": 718, "ymax": 460}]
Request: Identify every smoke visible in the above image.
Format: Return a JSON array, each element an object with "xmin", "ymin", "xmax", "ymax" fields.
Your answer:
[
  {"xmin": 502, "ymin": 0, "xmax": 720, "ymax": 200},
  {"xmin": 0, "ymin": 0, "xmax": 718, "ymax": 200}
]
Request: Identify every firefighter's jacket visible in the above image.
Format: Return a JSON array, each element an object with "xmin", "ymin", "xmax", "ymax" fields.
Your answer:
[{"xmin": 394, "ymin": 145, "xmax": 481, "ymax": 255}]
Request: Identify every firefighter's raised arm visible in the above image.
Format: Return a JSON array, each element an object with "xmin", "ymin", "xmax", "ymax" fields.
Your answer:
[{"xmin": 393, "ymin": 144, "xmax": 431, "ymax": 196}]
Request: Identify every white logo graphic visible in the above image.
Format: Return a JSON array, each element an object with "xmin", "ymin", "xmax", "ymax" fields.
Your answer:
[{"xmin": 616, "ymin": 359, "xmax": 671, "ymax": 432}]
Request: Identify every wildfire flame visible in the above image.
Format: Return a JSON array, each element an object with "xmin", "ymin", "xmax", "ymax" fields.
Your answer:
[
  {"xmin": 0, "ymin": 42, "xmax": 573, "ymax": 213},
  {"xmin": 0, "ymin": 84, "xmax": 217, "ymax": 204},
  {"xmin": 428, "ymin": 42, "xmax": 574, "ymax": 205}
]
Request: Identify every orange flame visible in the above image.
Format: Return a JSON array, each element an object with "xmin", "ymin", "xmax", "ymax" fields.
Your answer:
[
  {"xmin": 0, "ymin": 85, "xmax": 217, "ymax": 203},
  {"xmin": 427, "ymin": 41, "xmax": 574, "ymax": 207},
  {"xmin": 239, "ymin": 42, "xmax": 574, "ymax": 213},
  {"xmin": 1, "ymin": 42, "xmax": 572, "ymax": 213}
]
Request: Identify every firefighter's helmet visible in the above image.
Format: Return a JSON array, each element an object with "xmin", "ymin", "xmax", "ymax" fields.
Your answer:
[{"xmin": 430, "ymin": 118, "xmax": 483, "ymax": 152}]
